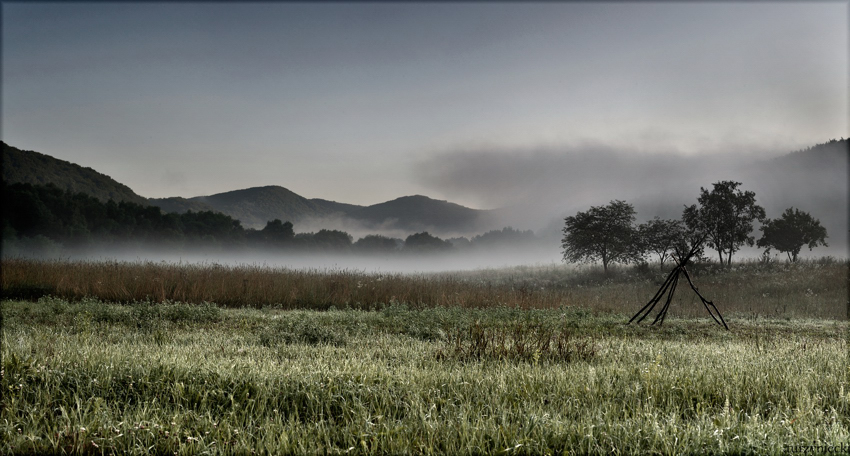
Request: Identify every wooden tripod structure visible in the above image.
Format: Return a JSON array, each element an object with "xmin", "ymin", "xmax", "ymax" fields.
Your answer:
[{"xmin": 628, "ymin": 236, "xmax": 729, "ymax": 330}]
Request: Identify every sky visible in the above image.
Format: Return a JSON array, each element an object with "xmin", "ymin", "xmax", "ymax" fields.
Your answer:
[{"xmin": 2, "ymin": 2, "xmax": 847, "ymax": 210}]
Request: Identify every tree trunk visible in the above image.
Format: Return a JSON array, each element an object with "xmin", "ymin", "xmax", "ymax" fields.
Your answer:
[{"xmin": 728, "ymin": 241, "xmax": 735, "ymax": 266}]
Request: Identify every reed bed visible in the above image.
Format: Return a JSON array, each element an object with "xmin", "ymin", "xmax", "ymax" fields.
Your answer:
[{"xmin": 1, "ymin": 257, "xmax": 846, "ymax": 319}]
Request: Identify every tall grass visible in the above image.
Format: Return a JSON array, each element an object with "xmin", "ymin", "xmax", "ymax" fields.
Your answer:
[
  {"xmin": 2, "ymin": 298, "xmax": 848, "ymax": 455},
  {"xmin": 2, "ymin": 257, "xmax": 846, "ymax": 319}
]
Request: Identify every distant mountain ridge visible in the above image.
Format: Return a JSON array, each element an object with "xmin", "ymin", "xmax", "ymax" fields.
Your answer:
[
  {"xmin": 180, "ymin": 186, "xmax": 345, "ymax": 229},
  {"xmin": 309, "ymin": 198, "xmax": 363, "ymax": 215},
  {"xmin": 1, "ymin": 142, "xmax": 491, "ymax": 234},
  {"xmin": 740, "ymin": 138, "xmax": 848, "ymax": 253},
  {"xmin": 2, "ymin": 142, "xmax": 149, "ymax": 206},
  {"xmin": 158, "ymin": 187, "xmax": 489, "ymax": 232},
  {"xmin": 347, "ymin": 195, "xmax": 488, "ymax": 232},
  {"xmin": 4, "ymin": 139, "xmax": 845, "ymax": 244},
  {"xmin": 147, "ymin": 196, "xmax": 218, "ymax": 215}
]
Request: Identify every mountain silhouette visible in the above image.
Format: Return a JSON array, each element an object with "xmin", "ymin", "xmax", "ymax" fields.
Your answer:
[
  {"xmin": 2, "ymin": 142, "xmax": 149, "ymax": 206},
  {"xmin": 180, "ymin": 186, "xmax": 343, "ymax": 229},
  {"xmin": 5, "ymin": 139, "xmax": 844, "ymax": 246},
  {"xmin": 347, "ymin": 195, "xmax": 488, "ymax": 233}
]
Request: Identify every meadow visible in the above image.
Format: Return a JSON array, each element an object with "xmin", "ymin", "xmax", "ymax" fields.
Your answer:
[
  {"xmin": 1, "ymin": 258, "xmax": 848, "ymax": 454},
  {"xmin": 2, "ymin": 257, "xmax": 846, "ymax": 318}
]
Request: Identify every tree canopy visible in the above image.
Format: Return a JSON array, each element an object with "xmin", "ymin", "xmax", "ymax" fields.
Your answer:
[
  {"xmin": 637, "ymin": 217, "xmax": 687, "ymax": 270},
  {"xmin": 404, "ymin": 232, "xmax": 453, "ymax": 252},
  {"xmin": 1, "ymin": 182, "xmax": 244, "ymax": 249},
  {"xmin": 261, "ymin": 219, "xmax": 294, "ymax": 245},
  {"xmin": 682, "ymin": 181, "xmax": 765, "ymax": 266},
  {"xmin": 757, "ymin": 208, "xmax": 828, "ymax": 262},
  {"xmin": 561, "ymin": 200, "xmax": 638, "ymax": 273},
  {"xmin": 353, "ymin": 234, "xmax": 401, "ymax": 253}
]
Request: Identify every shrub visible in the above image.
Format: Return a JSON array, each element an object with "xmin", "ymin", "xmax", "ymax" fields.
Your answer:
[{"xmin": 259, "ymin": 317, "xmax": 347, "ymax": 347}]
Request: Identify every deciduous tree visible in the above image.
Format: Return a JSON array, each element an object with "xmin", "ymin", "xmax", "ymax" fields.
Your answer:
[
  {"xmin": 682, "ymin": 181, "xmax": 765, "ymax": 266},
  {"xmin": 404, "ymin": 232, "xmax": 453, "ymax": 252},
  {"xmin": 561, "ymin": 200, "xmax": 638, "ymax": 273},
  {"xmin": 354, "ymin": 234, "xmax": 401, "ymax": 253},
  {"xmin": 757, "ymin": 208, "xmax": 827, "ymax": 262},
  {"xmin": 261, "ymin": 219, "xmax": 294, "ymax": 245},
  {"xmin": 637, "ymin": 217, "xmax": 686, "ymax": 270}
]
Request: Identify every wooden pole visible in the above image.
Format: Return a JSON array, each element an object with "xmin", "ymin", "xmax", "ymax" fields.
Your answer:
[{"xmin": 629, "ymin": 234, "xmax": 728, "ymax": 329}]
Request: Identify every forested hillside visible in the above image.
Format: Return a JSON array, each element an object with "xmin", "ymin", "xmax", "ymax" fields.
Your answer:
[
  {"xmin": 348, "ymin": 195, "xmax": 490, "ymax": 232},
  {"xmin": 147, "ymin": 196, "xmax": 219, "ymax": 214},
  {"xmin": 2, "ymin": 182, "xmax": 245, "ymax": 250},
  {"xmin": 2, "ymin": 142, "xmax": 149, "ymax": 206},
  {"xmin": 1, "ymin": 142, "xmax": 494, "ymax": 235},
  {"xmin": 181, "ymin": 186, "xmax": 341, "ymax": 229}
]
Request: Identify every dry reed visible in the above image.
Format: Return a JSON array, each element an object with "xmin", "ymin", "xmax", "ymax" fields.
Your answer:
[{"xmin": 1, "ymin": 257, "xmax": 846, "ymax": 319}]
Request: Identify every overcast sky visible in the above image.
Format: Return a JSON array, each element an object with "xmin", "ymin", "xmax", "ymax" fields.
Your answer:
[{"xmin": 3, "ymin": 2, "xmax": 847, "ymax": 208}]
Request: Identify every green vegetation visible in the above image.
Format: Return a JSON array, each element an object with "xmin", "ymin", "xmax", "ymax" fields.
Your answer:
[
  {"xmin": 2, "ymin": 289, "xmax": 848, "ymax": 455},
  {"xmin": 404, "ymin": 231, "xmax": 454, "ymax": 252},
  {"xmin": 158, "ymin": 185, "xmax": 341, "ymax": 229},
  {"xmin": 758, "ymin": 208, "xmax": 829, "ymax": 262},
  {"xmin": 2, "ymin": 182, "xmax": 489, "ymax": 255},
  {"xmin": 637, "ymin": 217, "xmax": 686, "ymax": 270},
  {"xmin": 561, "ymin": 181, "xmax": 832, "ymax": 273},
  {"xmin": 1, "ymin": 142, "xmax": 149, "ymax": 206},
  {"xmin": 2, "ymin": 136, "xmax": 846, "ymax": 453},
  {"xmin": 3, "ymin": 142, "xmax": 491, "ymax": 236},
  {"xmin": 1, "ymin": 182, "xmax": 245, "ymax": 248},
  {"xmin": 683, "ymin": 181, "xmax": 766, "ymax": 266},
  {"xmin": 562, "ymin": 200, "xmax": 639, "ymax": 273},
  {"xmin": 350, "ymin": 195, "xmax": 484, "ymax": 233}
]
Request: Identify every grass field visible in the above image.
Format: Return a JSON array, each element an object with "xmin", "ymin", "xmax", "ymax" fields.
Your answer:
[{"xmin": 1, "ymin": 258, "xmax": 848, "ymax": 454}]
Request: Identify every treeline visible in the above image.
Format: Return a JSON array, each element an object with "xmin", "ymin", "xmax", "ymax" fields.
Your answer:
[
  {"xmin": 2, "ymin": 182, "xmax": 244, "ymax": 250},
  {"xmin": 1, "ymin": 182, "xmax": 537, "ymax": 255},
  {"xmin": 561, "ymin": 180, "xmax": 829, "ymax": 272}
]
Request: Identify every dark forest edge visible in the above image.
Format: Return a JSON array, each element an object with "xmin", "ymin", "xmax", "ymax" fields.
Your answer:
[
  {"xmin": 1, "ymin": 181, "xmax": 537, "ymax": 257},
  {"xmin": 3, "ymin": 178, "xmax": 835, "ymax": 269}
]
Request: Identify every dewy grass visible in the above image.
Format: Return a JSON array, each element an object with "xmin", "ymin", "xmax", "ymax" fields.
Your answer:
[{"xmin": 2, "ymin": 297, "xmax": 848, "ymax": 455}]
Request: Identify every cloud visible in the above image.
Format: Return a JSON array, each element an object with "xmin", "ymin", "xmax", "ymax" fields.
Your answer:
[
  {"xmin": 416, "ymin": 144, "xmax": 739, "ymax": 220},
  {"xmin": 414, "ymin": 140, "xmax": 848, "ymax": 258}
]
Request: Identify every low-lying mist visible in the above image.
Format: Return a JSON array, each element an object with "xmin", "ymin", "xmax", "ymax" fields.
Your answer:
[
  {"xmin": 417, "ymin": 141, "xmax": 848, "ymax": 254},
  {"xmin": 4, "ymin": 240, "xmax": 841, "ymax": 276},
  {"xmin": 4, "ymin": 140, "xmax": 844, "ymax": 273},
  {"xmin": 3, "ymin": 243, "xmax": 564, "ymax": 274}
]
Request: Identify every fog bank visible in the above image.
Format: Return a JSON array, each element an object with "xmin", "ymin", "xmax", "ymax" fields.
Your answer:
[{"xmin": 417, "ymin": 142, "xmax": 848, "ymax": 255}]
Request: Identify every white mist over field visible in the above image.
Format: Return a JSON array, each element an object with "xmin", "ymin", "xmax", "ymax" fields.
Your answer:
[{"xmin": 38, "ymin": 246, "xmax": 561, "ymax": 275}]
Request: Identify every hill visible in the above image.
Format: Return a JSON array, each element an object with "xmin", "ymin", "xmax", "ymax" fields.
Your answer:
[
  {"xmin": 9, "ymin": 138, "xmax": 841, "ymax": 251},
  {"xmin": 768, "ymin": 138, "xmax": 848, "ymax": 169},
  {"xmin": 1, "ymin": 142, "xmax": 149, "ymax": 206},
  {"xmin": 741, "ymin": 138, "xmax": 848, "ymax": 253},
  {"xmin": 0, "ymin": 142, "xmax": 492, "ymax": 234},
  {"xmin": 181, "ymin": 190, "xmax": 490, "ymax": 234},
  {"xmin": 183, "ymin": 186, "xmax": 341, "ymax": 229},
  {"xmin": 147, "ymin": 196, "xmax": 219, "ymax": 214},
  {"xmin": 348, "ymin": 195, "xmax": 489, "ymax": 233},
  {"xmin": 310, "ymin": 198, "xmax": 364, "ymax": 216}
]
